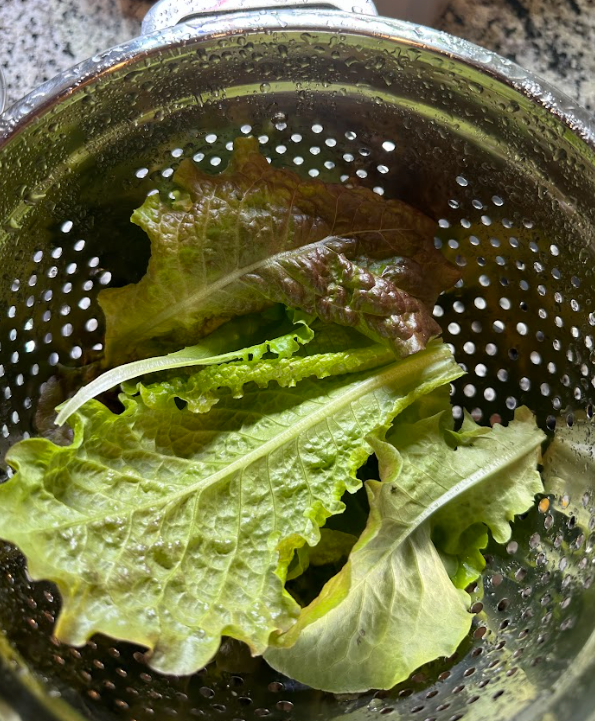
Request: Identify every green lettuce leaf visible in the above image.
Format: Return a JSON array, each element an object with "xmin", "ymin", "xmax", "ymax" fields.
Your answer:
[
  {"xmin": 446, "ymin": 410, "xmax": 492, "ymax": 447},
  {"xmin": 542, "ymin": 418, "xmax": 595, "ymax": 528},
  {"xmin": 99, "ymin": 137, "xmax": 459, "ymax": 365},
  {"xmin": 265, "ymin": 408, "xmax": 545, "ymax": 693},
  {"xmin": 308, "ymin": 529, "xmax": 357, "ymax": 567},
  {"xmin": 293, "ymin": 319, "xmax": 378, "ymax": 356},
  {"xmin": 285, "ymin": 529, "xmax": 357, "ymax": 584},
  {"xmin": 55, "ymin": 310, "xmax": 315, "ymax": 426},
  {"xmin": 133, "ymin": 342, "xmax": 396, "ymax": 415},
  {"xmin": 286, "ymin": 545, "xmax": 311, "ymax": 583},
  {"xmin": 392, "ymin": 393, "xmax": 490, "ymax": 589},
  {"xmin": 0, "ymin": 343, "xmax": 462, "ymax": 677},
  {"xmin": 436, "ymin": 523, "xmax": 488, "ymax": 590}
]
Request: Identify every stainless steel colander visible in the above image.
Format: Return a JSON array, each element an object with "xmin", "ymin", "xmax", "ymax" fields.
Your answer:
[{"xmin": 1, "ymin": 1, "xmax": 595, "ymax": 720}]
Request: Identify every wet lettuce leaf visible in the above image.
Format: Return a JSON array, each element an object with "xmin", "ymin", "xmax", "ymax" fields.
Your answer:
[
  {"xmin": 56, "ymin": 309, "xmax": 316, "ymax": 425},
  {"xmin": 265, "ymin": 407, "xmax": 545, "ymax": 693},
  {"xmin": 436, "ymin": 522, "xmax": 489, "ymax": 591},
  {"xmin": 0, "ymin": 342, "xmax": 462, "ymax": 677},
  {"xmin": 131, "ymin": 342, "xmax": 396, "ymax": 415},
  {"xmin": 542, "ymin": 418, "xmax": 595, "ymax": 529},
  {"xmin": 99, "ymin": 137, "xmax": 459, "ymax": 365}
]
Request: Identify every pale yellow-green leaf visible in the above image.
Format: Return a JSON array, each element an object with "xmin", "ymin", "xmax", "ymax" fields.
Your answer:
[
  {"xmin": 265, "ymin": 408, "xmax": 545, "ymax": 692},
  {"xmin": 0, "ymin": 343, "xmax": 461, "ymax": 677},
  {"xmin": 542, "ymin": 418, "xmax": 595, "ymax": 528}
]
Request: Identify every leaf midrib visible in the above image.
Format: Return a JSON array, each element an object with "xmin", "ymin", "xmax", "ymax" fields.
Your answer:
[
  {"xmin": 124, "ymin": 222, "xmax": 408, "ymax": 348},
  {"xmin": 43, "ymin": 346, "xmax": 453, "ymax": 533},
  {"xmin": 353, "ymin": 432, "xmax": 543, "ymax": 591},
  {"xmin": 127, "ymin": 234, "xmax": 331, "ymax": 346},
  {"xmin": 56, "ymin": 327, "xmax": 313, "ymax": 426}
]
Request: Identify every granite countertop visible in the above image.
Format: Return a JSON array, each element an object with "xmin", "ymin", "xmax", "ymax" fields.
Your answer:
[{"xmin": 0, "ymin": 0, "xmax": 594, "ymax": 112}]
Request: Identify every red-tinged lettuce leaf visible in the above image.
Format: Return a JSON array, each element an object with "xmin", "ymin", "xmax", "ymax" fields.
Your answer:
[{"xmin": 99, "ymin": 137, "xmax": 459, "ymax": 365}]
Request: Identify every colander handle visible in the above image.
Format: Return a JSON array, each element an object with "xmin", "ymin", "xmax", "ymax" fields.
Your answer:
[{"xmin": 142, "ymin": 0, "xmax": 378, "ymax": 35}]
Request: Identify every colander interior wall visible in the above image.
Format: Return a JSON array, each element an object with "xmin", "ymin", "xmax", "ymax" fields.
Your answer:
[{"xmin": 1, "ymin": 15, "xmax": 595, "ymax": 721}]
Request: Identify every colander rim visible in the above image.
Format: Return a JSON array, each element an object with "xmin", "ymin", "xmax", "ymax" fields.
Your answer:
[{"xmin": 0, "ymin": 9, "xmax": 594, "ymax": 151}]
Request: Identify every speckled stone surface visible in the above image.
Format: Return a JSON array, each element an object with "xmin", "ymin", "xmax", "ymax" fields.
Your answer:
[
  {"xmin": 438, "ymin": 0, "xmax": 595, "ymax": 111},
  {"xmin": 1, "ymin": 0, "xmax": 594, "ymax": 111},
  {"xmin": 0, "ymin": 0, "xmax": 150, "ymax": 109}
]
